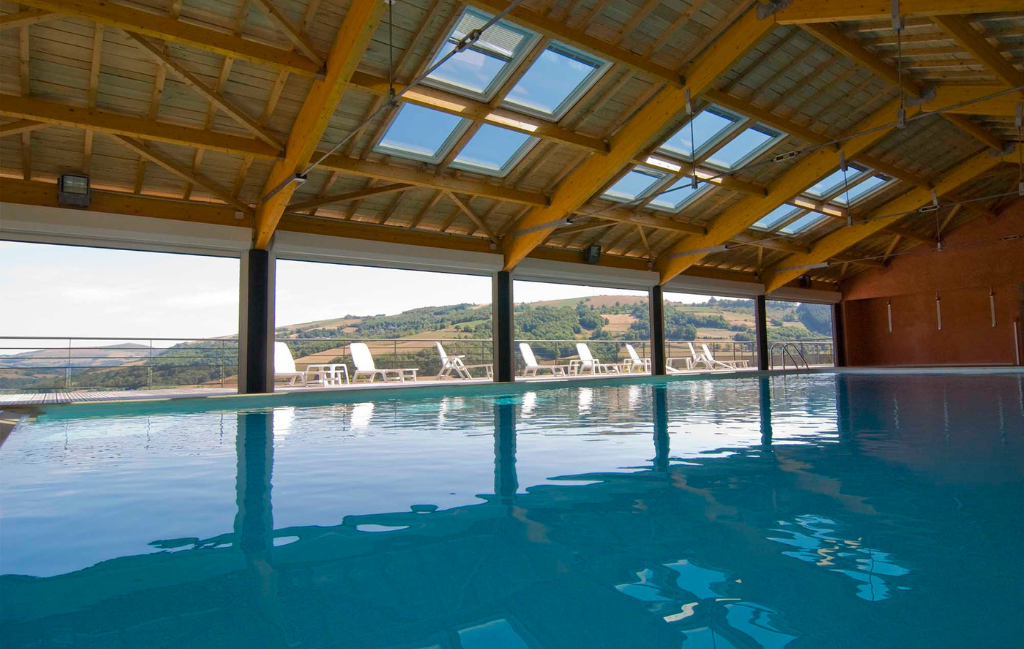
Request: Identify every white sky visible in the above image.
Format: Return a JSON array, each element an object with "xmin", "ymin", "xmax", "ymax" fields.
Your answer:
[{"xmin": 0, "ymin": 242, "xmax": 709, "ymax": 342}]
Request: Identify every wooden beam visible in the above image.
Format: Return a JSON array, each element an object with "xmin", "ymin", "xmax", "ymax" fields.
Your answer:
[
  {"xmin": 110, "ymin": 135, "xmax": 253, "ymax": 214},
  {"xmin": 774, "ymin": 0, "xmax": 1020, "ymax": 24},
  {"xmin": 461, "ymin": 0, "xmax": 683, "ymax": 84},
  {"xmin": 760, "ymin": 149, "xmax": 1002, "ymax": 292},
  {"xmin": 933, "ymin": 16, "xmax": 1024, "ymax": 93},
  {"xmin": 0, "ymin": 8, "xmax": 57, "ymax": 29},
  {"xmin": 802, "ymin": 21, "xmax": 1005, "ymax": 150},
  {"xmin": 579, "ymin": 208, "xmax": 707, "ymax": 235},
  {"xmin": 83, "ymin": 23, "xmax": 103, "ymax": 173},
  {"xmin": 501, "ymin": 6, "xmax": 774, "ymax": 270},
  {"xmin": 254, "ymin": 0, "xmax": 386, "ymax": 248},
  {"xmin": 16, "ymin": 0, "xmax": 321, "ymax": 77},
  {"xmin": 125, "ymin": 33, "xmax": 285, "ymax": 151},
  {"xmin": 923, "ymin": 85, "xmax": 1020, "ymax": 116},
  {"xmin": 551, "ymin": 220, "xmax": 615, "ymax": 237},
  {"xmin": 446, "ymin": 192, "xmax": 499, "ymax": 243},
  {"xmin": 249, "ymin": 0, "xmax": 324, "ymax": 69},
  {"xmin": 657, "ymin": 98, "xmax": 908, "ymax": 284},
  {"xmin": 288, "ymin": 183, "xmax": 412, "ymax": 212},
  {"xmin": 349, "ymin": 72, "xmax": 607, "ymax": 154},
  {"xmin": 0, "ymin": 119, "xmax": 47, "ymax": 136},
  {"xmin": 0, "ymin": 94, "xmax": 280, "ymax": 159},
  {"xmin": 318, "ymin": 154, "xmax": 548, "ymax": 206}
]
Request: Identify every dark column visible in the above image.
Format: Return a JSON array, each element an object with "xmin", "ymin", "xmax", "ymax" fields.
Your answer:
[
  {"xmin": 758, "ymin": 376, "xmax": 773, "ymax": 446},
  {"xmin": 754, "ymin": 295, "xmax": 769, "ymax": 371},
  {"xmin": 492, "ymin": 271, "xmax": 515, "ymax": 383},
  {"xmin": 238, "ymin": 248, "xmax": 275, "ymax": 394},
  {"xmin": 652, "ymin": 385, "xmax": 670, "ymax": 472},
  {"xmin": 494, "ymin": 400, "xmax": 518, "ymax": 502},
  {"xmin": 649, "ymin": 285, "xmax": 667, "ymax": 376},
  {"xmin": 831, "ymin": 302, "xmax": 846, "ymax": 367},
  {"xmin": 234, "ymin": 410, "xmax": 274, "ymax": 558}
]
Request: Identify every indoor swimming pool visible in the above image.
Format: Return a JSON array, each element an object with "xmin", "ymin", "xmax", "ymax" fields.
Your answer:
[{"xmin": 1, "ymin": 371, "xmax": 1022, "ymax": 648}]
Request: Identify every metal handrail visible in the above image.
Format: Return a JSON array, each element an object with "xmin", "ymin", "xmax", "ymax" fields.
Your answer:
[{"xmin": 769, "ymin": 343, "xmax": 810, "ymax": 370}]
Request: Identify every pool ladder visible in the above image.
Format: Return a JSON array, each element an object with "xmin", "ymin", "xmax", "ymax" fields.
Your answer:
[{"xmin": 769, "ymin": 343, "xmax": 809, "ymax": 370}]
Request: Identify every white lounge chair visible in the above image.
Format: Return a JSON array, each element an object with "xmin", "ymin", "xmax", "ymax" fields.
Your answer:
[
  {"xmin": 572, "ymin": 343, "xmax": 620, "ymax": 375},
  {"xmin": 687, "ymin": 342, "xmax": 713, "ymax": 370},
  {"xmin": 349, "ymin": 343, "xmax": 418, "ymax": 383},
  {"xmin": 274, "ymin": 342, "xmax": 307, "ymax": 386},
  {"xmin": 622, "ymin": 344, "xmax": 651, "ymax": 373},
  {"xmin": 435, "ymin": 342, "xmax": 493, "ymax": 379},
  {"xmin": 701, "ymin": 343, "xmax": 748, "ymax": 370},
  {"xmin": 519, "ymin": 343, "xmax": 570, "ymax": 377}
]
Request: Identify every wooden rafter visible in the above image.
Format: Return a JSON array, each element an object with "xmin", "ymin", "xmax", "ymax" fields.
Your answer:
[
  {"xmin": 0, "ymin": 119, "xmax": 46, "ymax": 136},
  {"xmin": 932, "ymin": 15, "xmax": 1024, "ymax": 94},
  {"xmin": 17, "ymin": 0, "xmax": 321, "ymax": 77},
  {"xmin": 760, "ymin": 149, "xmax": 1003, "ymax": 292},
  {"xmin": 110, "ymin": 135, "xmax": 253, "ymax": 214},
  {"xmin": 501, "ymin": 6, "xmax": 775, "ymax": 270},
  {"xmin": 249, "ymin": 0, "xmax": 324, "ymax": 68},
  {"xmin": 774, "ymin": 0, "xmax": 1020, "ymax": 24},
  {"xmin": 0, "ymin": 8, "xmax": 57, "ymax": 29},
  {"xmin": 446, "ymin": 192, "xmax": 499, "ymax": 243},
  {"xmin": 82, "ymin": 23, "xmax": 103, "ymax": 173},
  {"xmin": 289, "ymin": 183, "xmax": 412, "ymax": 213},
  {"xmin": 19, "ymin": 20, "xmax": 31, "ymax": 181}
]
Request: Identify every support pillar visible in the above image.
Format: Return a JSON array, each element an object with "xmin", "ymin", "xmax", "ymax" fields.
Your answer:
[
  {"xmin": 492, "ymin": 271, "xmax": 515, "ymax": 382},
  {"xmin": 831, "ymin": 303, "xmax": 846, "ymax": 367},
  {"xmin": 238, "ymin": 248, "xmax": 275, "ymax": 394},
  {"xmin": 494, "ymin": 401, "xmax": 518, "ymax": 502},
  {"xmin": 754, "ymin": 295, "xmax": 769, "ymax": 371},
  {"xmin": 650, "ymin": 285, "xmax": 666, "ymax": 376},
  {"xmin": 652, "ymin": 385, "xmax": 670, "ymax": 472}
]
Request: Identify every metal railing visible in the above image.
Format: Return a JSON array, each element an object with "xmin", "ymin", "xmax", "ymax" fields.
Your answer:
[{"xmin": 0, "ymin": 335, "xmax": 834, "ymax": 393}]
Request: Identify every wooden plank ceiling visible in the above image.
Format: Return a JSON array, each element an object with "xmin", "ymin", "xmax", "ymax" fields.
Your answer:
[{"xmin": 0, "ymin": 0, "xmax": 1021, "ymax": 291}]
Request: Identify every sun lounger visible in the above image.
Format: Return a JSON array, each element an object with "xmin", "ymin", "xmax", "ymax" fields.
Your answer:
[
  {"xmin": 519, "ymin": 343, "xmax": 570, "ymax": 377},
  {"xmin": 350, "ymin": 343, "xmax": 418, "ymax": 383},
  {"xmin": 435, "ymin": 342, "xmax": 492, "ymax": 379}
]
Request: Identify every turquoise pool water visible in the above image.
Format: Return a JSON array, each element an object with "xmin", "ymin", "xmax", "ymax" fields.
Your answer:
[{"xmin": 1, "ymin": 372, "xmax": 1022, "ymax": 648}]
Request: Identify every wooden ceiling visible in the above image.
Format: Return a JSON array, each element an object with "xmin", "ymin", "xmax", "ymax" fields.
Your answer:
[{"xmin": 1, "ymin": 0, "xmax": 1021, "ymax": 290}]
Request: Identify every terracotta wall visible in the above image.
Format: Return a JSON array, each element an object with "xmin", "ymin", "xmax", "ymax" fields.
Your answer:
[{"xmin": 839, "ymin": 198, "xmax": 1024, "ymax": 367}]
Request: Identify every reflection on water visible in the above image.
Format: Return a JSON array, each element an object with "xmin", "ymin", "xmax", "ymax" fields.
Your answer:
[{"xmin": 1, "ymin": 373, "xmax": 1022, "ymax": 648}]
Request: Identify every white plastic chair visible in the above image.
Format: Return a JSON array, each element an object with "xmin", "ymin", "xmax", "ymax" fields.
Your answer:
[
  {"xmin": 350, "ymin": 343, "xmax": 418, "ymax": 383},
  {"xmin": 274, "ymin": 342, "xmax": 307, "ymax": 386},
  {"xmin": 701, "ymin": 343, "xmax": 747, "ymax": 369},
  {"xmin": 572, "ymin": 343, "xmax": 620, "ymax": 375},
  {"xmin": 519, "ymin": 343, "xmax": 569, "ymax": 377},
  {"xmin": 687, "ymin": 342, "xmax": 713, "ymax": 370},
  {"xmin": 436, "ymin": 342, "xmax": 492, "ymax": 379},
  {"xmin": 623, "ymin": 344, "xmax": 651, "ymax": 373}
]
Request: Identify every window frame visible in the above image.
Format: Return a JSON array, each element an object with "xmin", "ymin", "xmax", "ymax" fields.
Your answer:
[
  {"xmin": 777, "ymin": 209, "xmax": 831, "ymax": 237},
  {"xmin": 702, "ymin": 123, "xmax": 785, "ymax": 172},
  {"xmin": 647, "ymin": 178, "xmax": 712, "ymax": 213},
  {"xmin": 500, "ymin": 41, "xmax": 612, "ymax": 122},
  {"xmin": 421, "ymin": 7, "xmax": 541, "ymax": 104},
  {"xmin": 827, "ymin": 172, "xmax": 895, "ymax": 206},
  {"xmin": 372, "ymin": 104, "xmax": 473, "ymax": 164}
]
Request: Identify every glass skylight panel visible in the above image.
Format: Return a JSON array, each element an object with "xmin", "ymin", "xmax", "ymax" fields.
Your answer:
[
  {"xmin": 658, "ymin": 108, "xmax": 741, "ymax": 160},
  {"xmin": 751, "ymin": 204, "xmax": 802, "ymax": 231},
  {"xmin": 450, "ymin": 124, "xmax": 537, "ymax": 176},
  {"xmin": 602, "ymin": 166, "xmax": 666, "ymax": 202},
  {"xmin": 804, "ymin": 165, "xmax": 870, "ymax": 198},
  {"xmin": 831, "ymin": 174, "xmax": 890, "ymax": 205},
  {"xmin": 503, "ymin": 43, "xmax": 608, "ymax": 120},
  {"xmin": 704, "ymin": 124, "xmax": 781, "ymax": 170},
  {"xmin": 648, "ymin": 179, "xmax": 707, "ymax": 211},
  {"xmin": 424, "ymin": 8, "xmax": 537, "ymax": 101},
  {"xmin": 375, "ymin": 104, "xmax": 468, "ymax": 163},
  {"xmin": 779, "ymin": 211, "xmax": 829, "ymax": 235}
]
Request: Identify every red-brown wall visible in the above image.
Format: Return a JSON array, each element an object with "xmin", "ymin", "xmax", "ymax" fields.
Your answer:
[{"xmin": 839, "ymin": 198, "xmax": 1024, "ymax": 366}]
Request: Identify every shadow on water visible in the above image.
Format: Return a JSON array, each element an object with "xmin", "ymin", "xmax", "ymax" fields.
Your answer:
[{"xmin": 1, "ymin": 373, "xmax": 1023, "ymax": 648}]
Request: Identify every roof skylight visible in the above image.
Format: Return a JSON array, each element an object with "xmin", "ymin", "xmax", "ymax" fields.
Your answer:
[
  {"xmin": 648, "ymin": 179, "xmax": 708, "ymax": 212},
  {"xmin": 424, "ymin": 7, "xmax": 538, "ymax": 102},
  {"xmin": 831, "ymin": 173, "xmax": 891, "ymax": 205},
  {"xmin": 602, "ymin": 166, "xmax": 666, "ymax": 202},
  {"xmin": 375, "ymin": 104, "xmax": 469, "ymax": 163},
  {"xmin": 751, "ymin": 204, "xmax": 802, "ymax": 231},
  {"xmin": 704, "ymin": 124, "xmax": 782, "ymax": 170},
  {"xmin": 657, "ymin": 107, "xmax": 742, "ymax": 160},
  {"xmin": 779, "ymin": 211, "xmax": 829, "ymax": 235},
  {"xmin": 450, "ymin": 124, "xmax": 537, "ymax": 177},
  {"xmin": 503, "ymin": 42, "xmax": 609, "ymax": 120},
  {"xmin": 804, "ymin": 164, "xmax": 874, "ymax": 199}
]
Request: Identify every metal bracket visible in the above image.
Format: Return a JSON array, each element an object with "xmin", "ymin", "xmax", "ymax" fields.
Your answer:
[
  {"xmin": 756, "ymin": 0, "xmax": 792, "ymax": 20},
  {"xmin": 904, "ymin": 86, "xmax": 936, "ymax": 107}
]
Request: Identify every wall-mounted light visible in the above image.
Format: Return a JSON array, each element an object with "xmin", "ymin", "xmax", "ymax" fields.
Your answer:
[
  {"xmin": 887, "ymin": 299, "xmax": 893, "ymax": 333},
  {"xmin": 58, "ymin": 174, "xmax": 90, "ymax": 207},
  {"xmin": 935, "ymin": 292, "xmax": 942, "ymax": 331}
]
